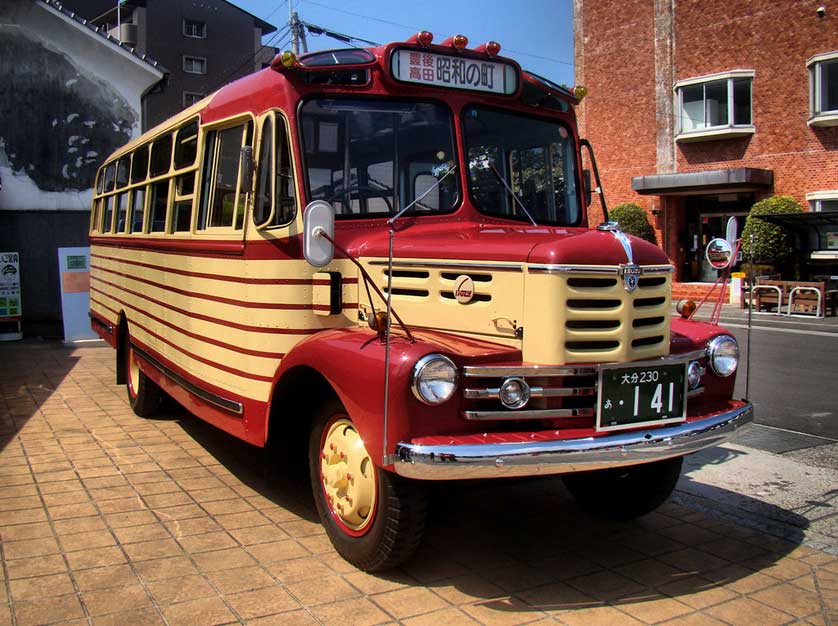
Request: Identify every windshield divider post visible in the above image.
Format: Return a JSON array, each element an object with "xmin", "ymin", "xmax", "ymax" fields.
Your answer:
[{"xmin": 489, "ymin": 162, "xmax": 537, "ymax": 226}]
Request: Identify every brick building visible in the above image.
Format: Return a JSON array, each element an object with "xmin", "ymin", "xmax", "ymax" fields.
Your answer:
[{"xmin": 574, "ymin": 0, "xmax": 838, "ymax": 282}]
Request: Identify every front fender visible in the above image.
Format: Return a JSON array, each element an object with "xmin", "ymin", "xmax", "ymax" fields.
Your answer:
[{"xmin": 271, "ymin": 327, "xmax": 519, "ymax": 466}]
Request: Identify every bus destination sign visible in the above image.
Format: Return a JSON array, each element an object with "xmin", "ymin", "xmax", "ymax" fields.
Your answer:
[{"xmin": 391, "ymin": 49, "xmax": 518, "ymax": 95}]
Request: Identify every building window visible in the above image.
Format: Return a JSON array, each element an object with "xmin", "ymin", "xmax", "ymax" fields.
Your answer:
[
  {"xmin": 808, "ymin": 52, "xmax": 838, "ymax": 127},
  {"xmin": 674, "ymin": 70, "xmax": 755, "ymax": 142},
  {"xmin": 807, "ymin": 192, "xmax": 838, "ymax": 212},
  {"xmin": 183, "ymin": 56, "xmax": 207, "ymax": 75},
  {"xmin": 183, "ymin": 19, "xmax": 206, "ymax": 38},
  {"xmin": 183, "ymin": 92, "xmax": 205, "ymax": 108}
]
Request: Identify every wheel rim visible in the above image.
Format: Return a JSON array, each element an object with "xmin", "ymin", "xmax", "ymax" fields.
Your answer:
[
  {"xmin": 319, "ymin": 417, "xmax": 376, "ymax": 536},
  {"xmin": 127, "ymin": 343, "xmax": 140, "ymax": 399}
]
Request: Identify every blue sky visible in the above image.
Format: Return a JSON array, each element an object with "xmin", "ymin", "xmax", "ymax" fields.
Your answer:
[{"xmin": 234, "ymin": 0, "xmax": 576, "ymax": 86}]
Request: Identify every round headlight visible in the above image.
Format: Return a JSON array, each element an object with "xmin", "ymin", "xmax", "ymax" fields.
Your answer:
[
  {"xmin": 706, "ymin": 335, "xmax": 739, "ymax": 377},
  {"xmin": 499, "ymin": 377, "xmax": 530, "ymax": 409},
  {"xmin": 412, "ymin": 354, "xmax": 457, "ymax": 405},
  {"xmin": 687, "ymin": 360, "xmax": 704, "ymax": 389}
]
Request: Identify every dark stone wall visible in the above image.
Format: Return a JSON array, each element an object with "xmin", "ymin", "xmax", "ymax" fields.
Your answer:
[
  {"xmin": 0, "ymin": 29, "xmax": 135, "ymax": 192},
  {"xmin": 0, "ymin": 210, "xmax": 90, "ymax": 338}
]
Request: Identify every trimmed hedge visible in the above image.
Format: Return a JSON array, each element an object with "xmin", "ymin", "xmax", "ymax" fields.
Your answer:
[
  {"xmin": 740, "ymin": 196, "xmax": 802, "ymax": 266},
  {"xmin": 610, "ymin": 203, "xmax": 657, "ymax": 245}
]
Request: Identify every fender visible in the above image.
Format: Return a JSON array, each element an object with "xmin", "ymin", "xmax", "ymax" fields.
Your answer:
[{"xmin": 269, "ymin": 326, "xmax": 520, "ymax": 466}]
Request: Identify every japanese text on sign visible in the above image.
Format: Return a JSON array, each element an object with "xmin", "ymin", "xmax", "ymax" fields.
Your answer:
[{"xmin": 391, "ymin": 49, "xmax": 517, "ymax": 95}]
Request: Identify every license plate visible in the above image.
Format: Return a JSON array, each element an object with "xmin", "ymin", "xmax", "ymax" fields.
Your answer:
[{"xmin": 596, "ymin": 363, "xmax": 687, "ymax": 432}]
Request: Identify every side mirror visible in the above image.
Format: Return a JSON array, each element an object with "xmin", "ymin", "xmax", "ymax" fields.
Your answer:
[
  {"xmin": 582, "ymin": 169, "xmax": 592, "ymax": 207},
  {"xmin": 705, "ymin": 237, "xmax": 733, "ymax": 269},
  {"xmin": 303, "ymin": 200, "xmax": 335, "ymax": 267},
  {"xmin": 240, "ymin": 146, "xmax": 254, "ymax": 193}
]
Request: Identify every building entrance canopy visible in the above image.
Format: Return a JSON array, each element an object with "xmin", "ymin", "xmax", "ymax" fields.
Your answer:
[{"xmin": 632, "ymin": 168, "xmax": 773, "ymax": 196}]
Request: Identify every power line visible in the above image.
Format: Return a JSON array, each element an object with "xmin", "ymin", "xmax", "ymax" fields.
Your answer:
[
  {"xmin": 302, "ymin": 21, "xmax": 380, "ymax": 47},
  {"xmin": 302, "ymin": 0, "xmax": 573, "ymax": 68}
]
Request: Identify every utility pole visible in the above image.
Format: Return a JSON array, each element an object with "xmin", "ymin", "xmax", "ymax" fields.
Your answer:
[{"xmin": 289, "ymin": 10, "xmax": 308, "ymax": 54}]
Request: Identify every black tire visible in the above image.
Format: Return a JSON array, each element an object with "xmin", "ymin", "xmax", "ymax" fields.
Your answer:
[
  {"xmin": 125, "ymin": 336, "xmax": 163, "ymax": 418},
  {"xmin": 308, "ymin": 398, "xmax": 428, "ymax": 572},
  {"xmin": 562, "ymin": 456, "xmax": 683, "ymax": 521}
]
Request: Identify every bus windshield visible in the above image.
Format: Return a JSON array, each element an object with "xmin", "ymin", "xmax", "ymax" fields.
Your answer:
[
  {"xmin": 463, "ymin": 106, "xmax": 581, "ymax": 226},
  {"xmin": 301, "ymin": 99, "xmax": 459, "ymax": 217}
]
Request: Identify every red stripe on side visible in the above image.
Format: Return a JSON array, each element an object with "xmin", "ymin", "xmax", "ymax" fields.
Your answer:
[
  {"xmin": 128, "ymin": 316, "xmax": 275, "ymax": 383},
  {"xmin": 91, "ymin": 263, "xmax": 314, "ymax": 310},
  {"xmin": 91, "ymin": 236, "xmax": 245, "ymax": 258},
  {"xmin": 90, "ymin": 252, "xmax": 359, "ymax": 286},
  {"xmin": 89, "ymin": 281, "xmax": 323, "ymax": 335},
  {"xmin": 90, "ymin": 297, "xmax": 119, "ymax": 319},
  {"xmin": 93, "ymin": 289, "xmax": 286, "ymax": 360}
]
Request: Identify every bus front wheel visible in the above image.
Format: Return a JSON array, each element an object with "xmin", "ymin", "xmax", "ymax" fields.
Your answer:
[
  {"xmin": 308, "ymin": 400, "xmax": 428, "ymax": 572},
  {"xmin": 125, "ymin": 338, "xmax": 163, "ymax": 418}
]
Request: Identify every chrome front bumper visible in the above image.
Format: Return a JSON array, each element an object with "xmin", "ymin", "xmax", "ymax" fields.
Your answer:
[{"xmin": 393, "ymin": 402, "xmax": 753, "ymax": 480}]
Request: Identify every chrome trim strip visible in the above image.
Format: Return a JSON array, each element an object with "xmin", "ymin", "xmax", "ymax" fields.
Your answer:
[
  {"xmin": 463, "ymin": 365, "xmax": 597, "ymax": 377},
  {"xmin": 528, "ymin": 264, "xmax": 675, "ymax": 275},
  {"xmin": 130, "ymin": 343, "xmax": 244, "ymax": 415},
  {"xmin": 367, "ymin": 260, "xmax": 523, "ymax": 272},
  {"xmin": 394, "ymin": 403, "xmax": 754, "ymax": 480},
  {"xmin": 611, "ymin": 230, "xmax": 635, "ymax": 265},
  {"xmin": 463, "ymin": 408, "xmax": 595, "ymax": 421},
  {"xmin": 464, "ymin": 386, "xmax": 595, "ymax": 400}
]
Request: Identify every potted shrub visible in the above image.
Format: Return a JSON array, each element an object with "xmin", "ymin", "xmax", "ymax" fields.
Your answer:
[
  {"xmin": 740, "ymin": 196, "xmax": 802, "ymax": 278},
  {"xmin": 610, "ymin": 203, "xmax": 658, "ymax": 245}
]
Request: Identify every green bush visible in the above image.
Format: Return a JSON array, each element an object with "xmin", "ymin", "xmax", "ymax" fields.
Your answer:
[
  {"xmin": 610, "ymin": 203, "xmax": 657, "ymax": 245},
  {"xmin": 740, "ymin": 196, "xmax": 802, "ymax": 267}
]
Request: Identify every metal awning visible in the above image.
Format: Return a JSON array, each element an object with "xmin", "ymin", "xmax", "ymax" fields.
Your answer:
[
  {"xmin": 758, "ymin": 211, "xmax": 838, "ymax": 232},
  {"xmin": 632, "ymin": 168, "xmax": 773, "ymax": 195}
]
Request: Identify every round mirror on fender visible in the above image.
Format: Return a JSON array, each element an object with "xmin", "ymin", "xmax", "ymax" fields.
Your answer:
[
  {"xmin": 705, "ymin": 237, "xmax": 733, "ymax": 269},
  {"xmin": 303, "ymin": 200, "xmax": 335, "ymax": 267}
]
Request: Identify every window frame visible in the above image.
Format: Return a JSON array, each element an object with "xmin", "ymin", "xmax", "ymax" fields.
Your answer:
[
  {"xmin": 183, "ymin": 18, "xmax": 206, "ymax": 39},
  {"xmin": 807, "ymin": 191, "xmax": 838, "ymax": 212},
  {"xmin": 253, "ymin": 110, "xmax": 298, "ymax": 229},
  {"xmin": 183, "ymin": 91, "xmax": 206, "ymax": 108},
  {"xmin": 674, "ymin": 70, "xmax": 755, "ymax": 142},
  {"xmin": 183, "ymin": 55, "xmax": 207, "ymax": 75},
  {"xmin": 807, "ymin": 51, "xmax": 838, "ymax": 127},
  {"xmin": 196, "ymin": 116, "xmax": 255, "ymax": 234}
]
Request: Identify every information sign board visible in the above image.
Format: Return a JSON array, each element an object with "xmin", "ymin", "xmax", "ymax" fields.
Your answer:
[{"xmin": 0, "ymin": 251, "xmax": 22, "ymax": 341}]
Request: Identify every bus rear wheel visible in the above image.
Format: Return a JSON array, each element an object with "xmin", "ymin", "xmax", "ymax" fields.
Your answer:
[
  {"xmin": 308, "ymin": 400, "xmax": 428, "ymax": 572},
  {"xmin": 562, "ymin": 456, "xmax": 683, "ymax": 521},
  {"xmin": 125, "ymin": 337, "xmax": 163, "ymax": 418}
]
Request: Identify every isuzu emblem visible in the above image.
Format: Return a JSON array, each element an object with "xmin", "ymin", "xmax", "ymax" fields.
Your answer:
[
  {"xmin": 454, "ymin": 275, "xmax": 475, "ymax": 303},
  {"xmin": 619, "ymin": 264, "xmax": 641, "ymax": 293}
]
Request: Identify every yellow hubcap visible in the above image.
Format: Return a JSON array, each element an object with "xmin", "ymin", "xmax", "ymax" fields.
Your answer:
[{"xmin": 320, "ymin": 418, "xmax": 376, "ymax": 532}]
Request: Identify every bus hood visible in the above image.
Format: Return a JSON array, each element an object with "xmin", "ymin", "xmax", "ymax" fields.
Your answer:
[{"xmin": 344, "ymin": 221, "xmax": 670, "ymax": 267}]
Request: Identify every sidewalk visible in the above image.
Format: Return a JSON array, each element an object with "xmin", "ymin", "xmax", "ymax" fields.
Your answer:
[{"xmin": 0, "ymin": 341, "xmax": 834, "ymax": 626}]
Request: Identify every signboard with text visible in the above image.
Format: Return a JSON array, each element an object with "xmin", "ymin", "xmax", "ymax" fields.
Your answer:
[
  {"xmin": 58, "ymin": 247, "xmax": 97, "ymax": 343},
  {"xmin": 390, "ymin": 49, "xmax": 518, "ymax": 95},
  {"xmin": 0, "ymin": 251, "xmax": 22, "ymax": 341}
]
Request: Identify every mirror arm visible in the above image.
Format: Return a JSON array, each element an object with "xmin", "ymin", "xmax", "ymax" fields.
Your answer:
[
  {"xmin": 580, "ymin": 138, "xmax": 608, "ymax": 223},
  {"xmin": 316, "ymin": 230, "xmax": 415, "ymax": 343}
]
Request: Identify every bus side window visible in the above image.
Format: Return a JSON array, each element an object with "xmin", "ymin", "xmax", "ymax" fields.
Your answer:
[
  {"xmin": 275, "ymin": 117, "xmax": 296, "ymax": 224},
  {"xmin": 131, "ymin": 145, "xmax": 149, "ymax": 184},
  {"xmin": 253, "ymin": 116, "xmax": 274, "ymax": 226},
  {"xmin": 150, "ymin": 134, "xmax": 173, "ymax": 177},
  {"xmin": 130, "ymin": 188, "xmax": 146, "ymax": 233},
  {"xmin": 91, "ymin": 197, "xmax": 103, "ymax": 233},
  {"xmin": 197, "ymin": 121, "xmax": 252, "ymax": 230},
  {"xmin": 149, "ymin": 181, "xmax": 169, "ymax": 232},
  {"xmin": 103, "ymin": 195, "xmax": 115, "ymax": 233}
]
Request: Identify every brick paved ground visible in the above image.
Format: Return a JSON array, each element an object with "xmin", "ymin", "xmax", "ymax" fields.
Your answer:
[{"xmin": 0, "ymin": 342, "xmax": 835, "ymax": 626}]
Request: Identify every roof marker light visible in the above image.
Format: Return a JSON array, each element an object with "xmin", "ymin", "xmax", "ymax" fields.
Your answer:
[
  {"xmin": 271, "ymin": 50, "xmax": 297, "ymax": 71},
  {"xmin": 571, "ymin": 85, "xmax": 588, "ymax": 100},
  {"xmin": 441, "ymin": 34, "xmax": 469, "ymax": 51},
  {"xmin": 475, "ymin": 41, "xmax": 501, "ymax": 57},
  {"xmin": 406, "ymin": 31, "xmax": 434, "ymax": 47}
]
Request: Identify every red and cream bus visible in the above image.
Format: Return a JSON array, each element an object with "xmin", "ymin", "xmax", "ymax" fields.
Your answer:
[{"xmin": 89, "ymin": 32, "xmax": 752, "ymax": 571}]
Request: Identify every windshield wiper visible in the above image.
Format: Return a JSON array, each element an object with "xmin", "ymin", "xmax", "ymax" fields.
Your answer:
[{"xmin": 488, "ymin": 162, "xmax": 538, "ymax": 227}]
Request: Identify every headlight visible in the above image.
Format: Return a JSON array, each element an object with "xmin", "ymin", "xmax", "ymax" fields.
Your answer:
[
  {"xmin": 706, "ymin": 335, "xmax": 739, "ymax": 377},
  {"xmin": 412, "ymin": 354, "xmax": 457, "ymax": 405}
]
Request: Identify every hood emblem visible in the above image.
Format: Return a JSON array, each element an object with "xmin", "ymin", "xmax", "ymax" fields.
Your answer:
[
  {"xmin": 454, "ymin": 275, "xmax": 475, "ymax": 304},
  {"xmin": 619, "ymin": 264, "xmax": 641, "ymax": 293}
]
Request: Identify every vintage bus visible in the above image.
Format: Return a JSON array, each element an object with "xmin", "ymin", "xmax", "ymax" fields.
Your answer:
[{"xmin": 89, "ymin": 32, "xmax": 753, "ymax": 571}]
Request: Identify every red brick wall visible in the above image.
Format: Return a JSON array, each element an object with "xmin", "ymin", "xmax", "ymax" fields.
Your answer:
[{"xmin": 576, "ymin": 0, "xmax": 838, "ymax": 217}]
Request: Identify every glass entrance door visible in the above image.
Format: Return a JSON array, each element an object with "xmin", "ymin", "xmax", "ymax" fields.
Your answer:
[{"xmin": 698, "ymin": 212, "xmax": 747, "ymax": 281}]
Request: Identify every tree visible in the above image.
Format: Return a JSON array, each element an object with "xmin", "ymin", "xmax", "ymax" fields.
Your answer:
[
  {"xmin": 610, "ymin": 203, "xmax": 657, "ymax": 245},
  {"xmin": 740, "ymin": 196, "xmax": 802, "ymax": 269}
]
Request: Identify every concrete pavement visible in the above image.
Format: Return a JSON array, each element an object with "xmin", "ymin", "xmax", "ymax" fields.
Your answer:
[{"xmin": 0, "ymin": 340, "xmax": 834, "ymax": 626}]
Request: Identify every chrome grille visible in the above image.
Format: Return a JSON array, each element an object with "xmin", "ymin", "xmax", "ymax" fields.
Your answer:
[{"xmin": 462, "ymin": 365, "xmax": 597, "ymax": 422}]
